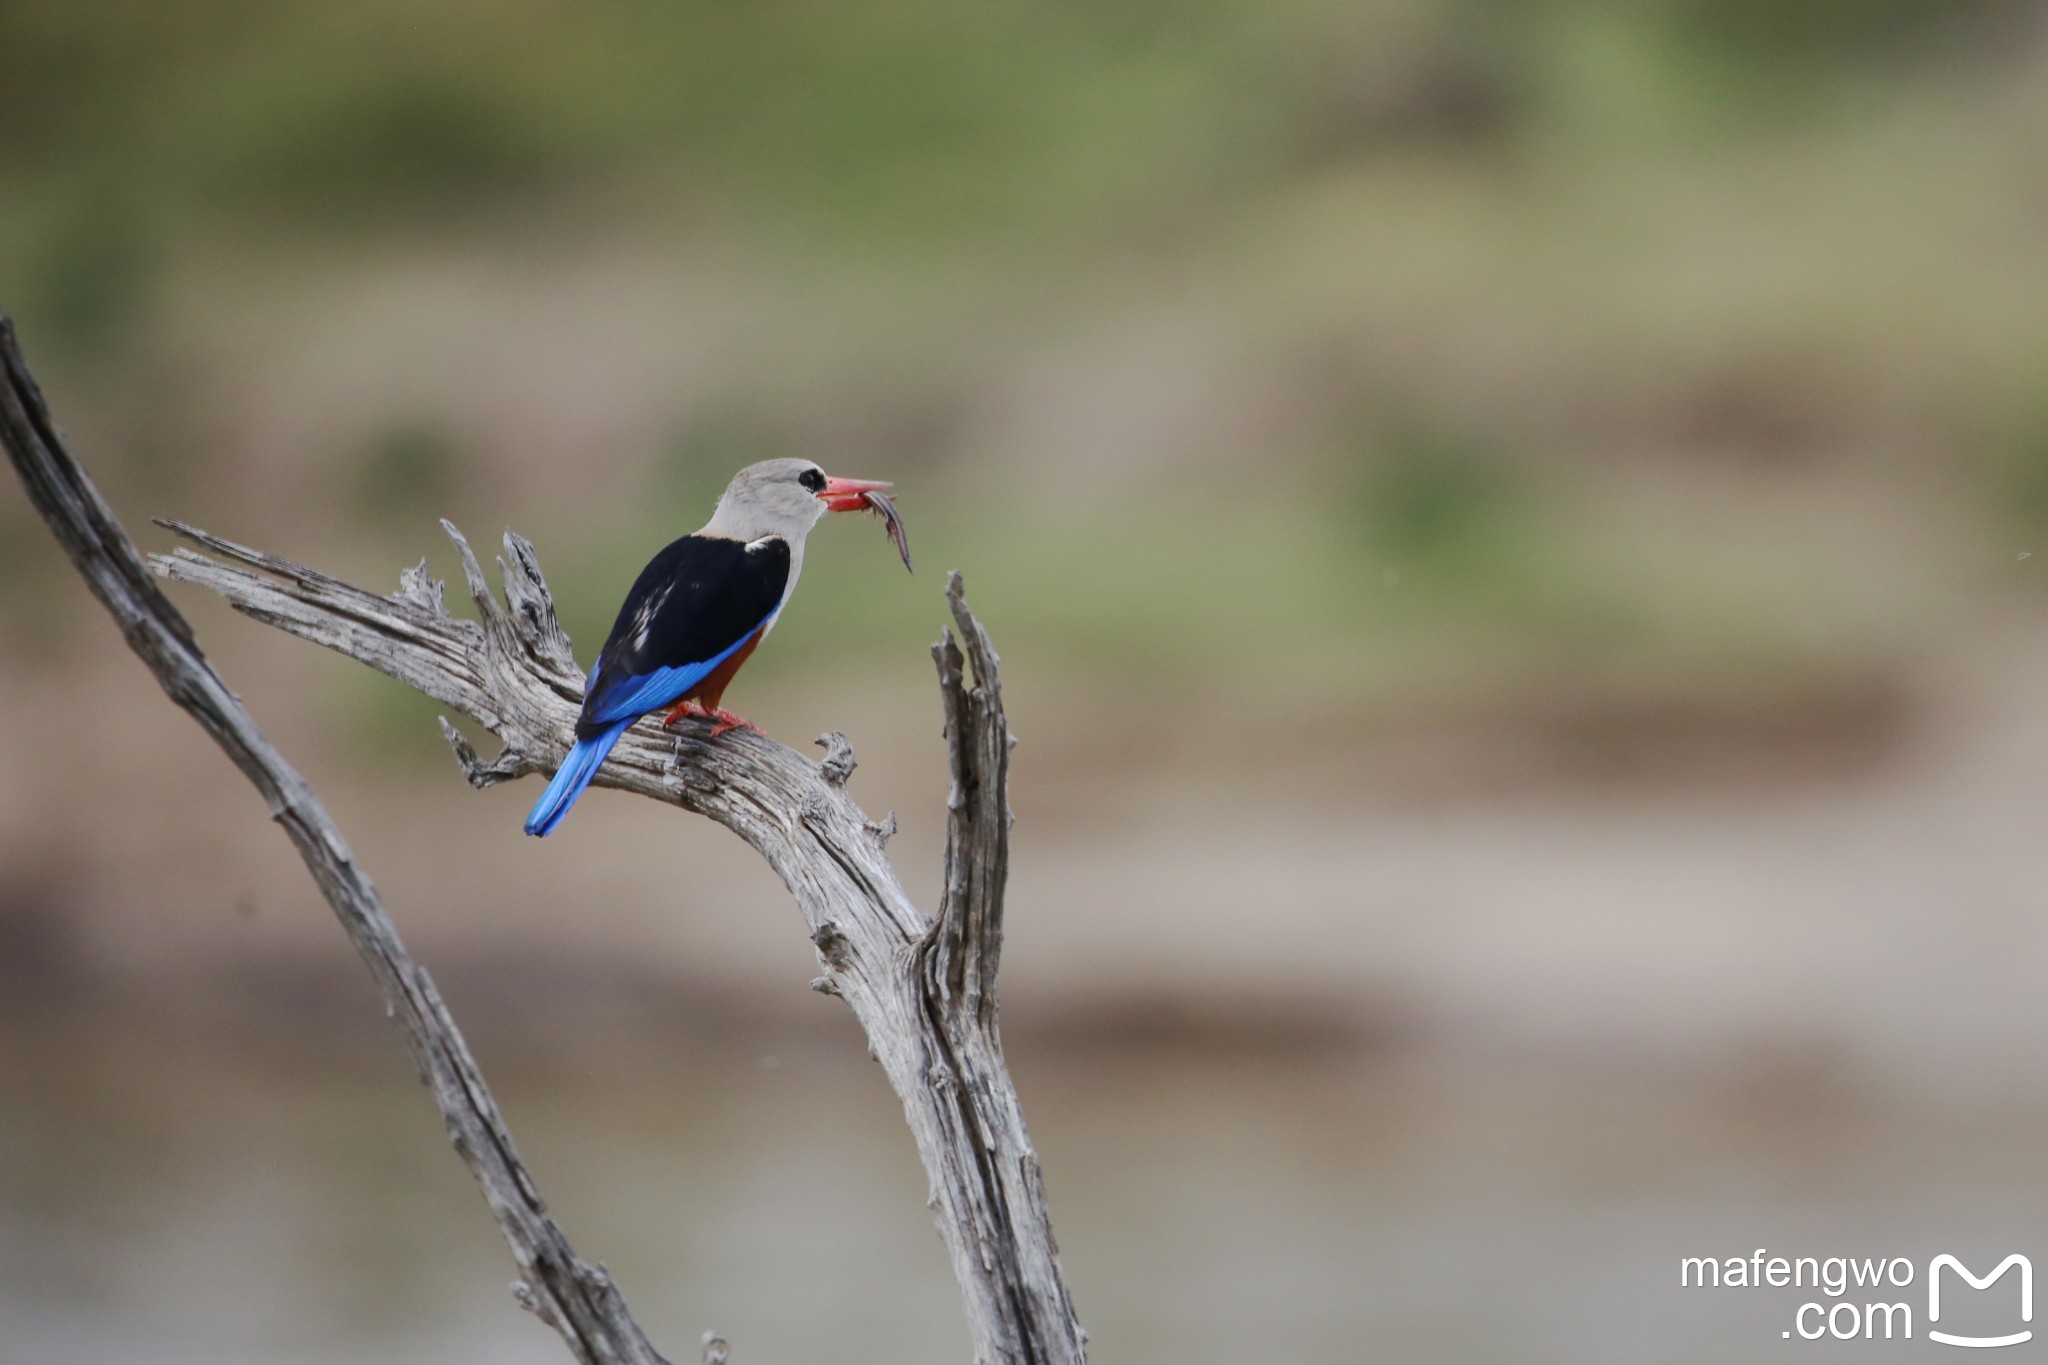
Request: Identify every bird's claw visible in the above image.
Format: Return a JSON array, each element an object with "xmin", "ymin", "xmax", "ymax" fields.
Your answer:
[
  {"xmin": 662, "ymin": 698, "xmax": 759, "ymax": 738},
  {"xmin": 704, "ymin": 706, "xmax": 758, "ymax": 738}
]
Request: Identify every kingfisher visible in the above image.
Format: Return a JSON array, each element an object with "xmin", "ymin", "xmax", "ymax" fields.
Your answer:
[{"xmin": 524, "ymin": 459, "xmax": 908, "ymax": 837}]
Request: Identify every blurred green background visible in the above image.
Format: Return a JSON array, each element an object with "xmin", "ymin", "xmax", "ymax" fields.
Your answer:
[
  {"xmin": 6, "ymin": 2, "xmax": 2048, "ymax": 1362},
  {"xmin": 4, "ymin": 0, "xmax": 2043, "ymax": 723}
]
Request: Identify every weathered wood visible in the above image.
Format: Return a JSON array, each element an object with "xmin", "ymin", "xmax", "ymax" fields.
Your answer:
[
  {"xmin": 2, "ymin": 319, "xmax": 673, "ymax": 1365},
  {"xmin": 1, "ymin": 314, "xmax": 1085, "ymax": 1365}
]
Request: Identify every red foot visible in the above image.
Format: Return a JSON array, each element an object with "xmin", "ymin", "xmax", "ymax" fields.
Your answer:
[
  {"xmin": 661, "ymin": 698, "xmax": 760, "ymax": 738},
  {"xmin": 703, "ymin": 706, "xmax": 758, "ymax": 738}
]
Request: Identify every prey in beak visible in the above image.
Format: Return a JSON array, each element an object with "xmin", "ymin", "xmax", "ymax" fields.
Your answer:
[
  {"xmin": 817, "ymin": 475, "xmax": 891, "ymax": 512},
  {"xmin": 818, "ymin": 476, "xmax": 913, "ymax": 572}
]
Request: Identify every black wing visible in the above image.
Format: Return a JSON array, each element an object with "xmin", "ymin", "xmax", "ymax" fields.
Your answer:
[{"xmin": 576, "ymin": 534, "xmax": 791, "ymax": 739}]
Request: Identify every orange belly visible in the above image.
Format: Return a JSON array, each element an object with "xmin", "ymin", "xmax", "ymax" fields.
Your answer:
[{"xmin": 687, "ymin": 627, "xmax": 764, "ymax": 711}]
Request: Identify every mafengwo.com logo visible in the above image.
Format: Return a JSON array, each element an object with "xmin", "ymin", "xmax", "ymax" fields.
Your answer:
[{"xmin": 1681, "ymin": 1250, "xmax": 2032, "ymax": 1346}]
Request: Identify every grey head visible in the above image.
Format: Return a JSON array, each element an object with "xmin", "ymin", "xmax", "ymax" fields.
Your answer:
[{"xmin": 700, "ymin": 459, "xmax": 834, "ymax": 544}]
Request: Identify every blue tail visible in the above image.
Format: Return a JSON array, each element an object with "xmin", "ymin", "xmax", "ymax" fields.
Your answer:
[{"xmin": 524, "ymin": 722, "xmax": 629, "ymax": 837}]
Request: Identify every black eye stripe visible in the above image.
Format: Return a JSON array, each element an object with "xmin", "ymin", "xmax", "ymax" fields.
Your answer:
[{"xmin": 799, "ymin": 468, "xmax": 825, "ymax": 491}]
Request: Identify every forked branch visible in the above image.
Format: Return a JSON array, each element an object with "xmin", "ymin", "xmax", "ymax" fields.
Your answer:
[{"xmin": 0, "ymin": 315, "xmax": 1083, "ymax": 1365}]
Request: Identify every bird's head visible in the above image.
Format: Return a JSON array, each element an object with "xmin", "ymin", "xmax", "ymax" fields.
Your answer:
[{"xmin": 707, "ymin": 459, "xmax": 908, "ymax": 568}]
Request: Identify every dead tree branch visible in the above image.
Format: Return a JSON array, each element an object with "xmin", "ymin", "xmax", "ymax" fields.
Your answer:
[
  {"xmin": 0, "ymin": 316, "xmax": 1084, "ymax": 1365},
  {"xmin": 2, "ymin": 321, "xmax": 672, "ymax": 1364}
]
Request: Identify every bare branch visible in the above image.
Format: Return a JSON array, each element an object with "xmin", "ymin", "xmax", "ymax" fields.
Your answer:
[
  {"xmin": 2, "ymin": 315, "xmax": 1086, "ymax": 1363},
  {"xmin": 1, "ymin": 321, "xmax": 673, "ymax": 1364},
  {"xmin": 912, "ymin": 575, "xmax": 1080, "ymax": 1364},
  {"xmin": 930, "ymin": 571, "xmax": 1014, "ymax": 1016}
]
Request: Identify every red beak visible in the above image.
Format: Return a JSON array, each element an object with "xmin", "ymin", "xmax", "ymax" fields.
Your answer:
[{"xmin": 817, "ymin": 475, "xmax": 892, "ymax": 512}]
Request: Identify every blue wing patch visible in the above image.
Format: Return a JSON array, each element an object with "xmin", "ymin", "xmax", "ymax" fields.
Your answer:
[
  {"xmin": 582, "ymin": 617, "xmax": 769, "ymax": 726},
  {"xmin": 585, "ymin": 661, "xmax": 714, "ymax": 725}
]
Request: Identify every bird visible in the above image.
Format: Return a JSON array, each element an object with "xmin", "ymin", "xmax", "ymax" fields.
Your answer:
[{"xmin": 523, "ymin": 458, "xmax": 905, "ymax": 837}]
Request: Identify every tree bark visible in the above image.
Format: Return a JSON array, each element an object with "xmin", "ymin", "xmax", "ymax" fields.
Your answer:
[{"xmin": 0, "ymin": 314, "xmax": 1084, "ymax": 1365}]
